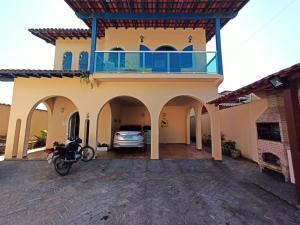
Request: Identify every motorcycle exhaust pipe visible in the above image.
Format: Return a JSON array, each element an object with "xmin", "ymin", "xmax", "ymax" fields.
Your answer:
[{"xmin": 64, "ymin": 159, "xmax": 77, "ymax": 163}]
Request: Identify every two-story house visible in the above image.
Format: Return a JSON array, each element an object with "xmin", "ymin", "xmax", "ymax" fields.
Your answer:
[{"xmin": 1, "ymin": 0, "xmax": 248, "ymax": 160}]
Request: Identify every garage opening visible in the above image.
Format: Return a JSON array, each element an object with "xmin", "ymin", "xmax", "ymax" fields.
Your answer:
[
  {"xmin": 97, "ymin": 96, "xmax": 151, "ymax": 159},
  {"xmin": 159, "ymin": 96, "xmax": 212, "ymax": 160}
]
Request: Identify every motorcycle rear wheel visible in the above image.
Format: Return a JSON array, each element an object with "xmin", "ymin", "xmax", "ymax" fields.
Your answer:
[
  {"xmin": 81, "ymin": 146, "xmax": 95, "ymax": 162},
  {"xmin": 53, "ymin": 157, "xmax": 71, "ymax": 176}
]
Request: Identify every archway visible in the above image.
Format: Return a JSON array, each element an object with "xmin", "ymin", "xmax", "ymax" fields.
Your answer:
[
  {"xmin": 97, "ymin": 96, "xmax": 151, "ymax": 159},
  {"xmin": 25, "ymin": 96, "xmax": 79, "ymax": 159},
  {"xmin": 158, "ymin": 95, "xmax": 212, "ymax": 160}
]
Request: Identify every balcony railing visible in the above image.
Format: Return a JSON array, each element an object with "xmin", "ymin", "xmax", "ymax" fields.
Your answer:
[{"xmin": 94, "ymin": 51, "xmax": 218, "ymax": 74}]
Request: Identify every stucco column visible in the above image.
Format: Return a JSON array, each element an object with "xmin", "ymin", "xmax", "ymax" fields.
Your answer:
[
  {"xmin": 16, "ymin": 117, "xmax": 31, "ymax": 159},
  {"xmin": 88, "ymin": 113, "xmax": 98, "ymax": 149},
  {"xmin": 151, "ymin": 112, "xmax": 159, "ymax": 160},
  {"xmin": 45, "ymin": 111, "xmax": 54, "ymax": 149},
  {"xmin": 5, "ymin": 117, "xmax": 20, "ymax": 159},
  {"xmin": 79, "ymin": 112, "xmax": 88, "ymax": 146},
  {"xmin": 207, "ymin": 104, "xmax": 222, "ymax": 160},
  {"xmin": 195, "ymin": 106, "xmax": 203, "ymax": 150},
  {"xmin": 186, "ymin": 109, "xmax": 191, "ymax": 145}
]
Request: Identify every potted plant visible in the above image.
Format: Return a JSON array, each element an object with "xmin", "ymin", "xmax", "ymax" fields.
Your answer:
[
  {"xmin": 231, "ymin": 149, "xmax": 241, "ymax": 159},
  {"xmin": 97, "ymin": 143, "xmax": 109, "ymax": 151},
  {"xmin": 222, "ymin": 140, "xmax": 236, "ymax": 156}
]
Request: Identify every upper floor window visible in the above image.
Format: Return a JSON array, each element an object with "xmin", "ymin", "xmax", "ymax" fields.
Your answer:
[
  {"xmin": 79, "ymin": 51, "xmax": 89, "ymax": 71},
  {"xmin": 256, "ymin": 122, "xmax": 281, "ymax": 142},
  {"xmin": 62, "ymin": 52, "xmax": 72, "ymax": 70},
  {"xmin": 109, "ymin": 47, "xmax": 125, "ymax": 68}
]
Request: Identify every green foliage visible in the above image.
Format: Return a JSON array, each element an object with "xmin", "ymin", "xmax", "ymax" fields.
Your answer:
[
  {"xmin": 80, "ymin": 72, "xmax": 94, "ymax": 88},
  {"xmin": 34, "ymin": 130, "xmax": 47, "ymax": 148},
  {"xmin": 222, "ymin": 140, "xmax": 236, "ymax": 156},
  {"xmin": 97, "ymin": 143, "xmax": 109, "ymax": 147}
]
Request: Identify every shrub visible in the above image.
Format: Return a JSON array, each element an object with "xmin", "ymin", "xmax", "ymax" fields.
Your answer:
[
  {"xmin": 34, "ymin": 130, "xmax": 47, "ymax": 148},
  {"xmin": 97, "ymin": 143, "xmax": 109, "ymax": 147},
  {"xmin": 222, "ymin": 140, "xmax": 236, "ymax": 156}
]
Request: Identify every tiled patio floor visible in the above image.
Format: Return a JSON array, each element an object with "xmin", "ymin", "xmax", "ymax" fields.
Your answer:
[{"xmin": 26, "ymin": 144, "xmax": 211, "ymax": 160}]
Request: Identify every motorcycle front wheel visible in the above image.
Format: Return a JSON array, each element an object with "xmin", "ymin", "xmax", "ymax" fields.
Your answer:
[
  {"xmin": 53, "ymin": 157, "xmax": 71, "ymax": 176},
  {"xmin": 80, "ymin": 146, "xmax": 95, "ymax": 162}
]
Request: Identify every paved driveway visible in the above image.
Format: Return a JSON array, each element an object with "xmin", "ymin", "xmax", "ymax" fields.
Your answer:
[{"xmin": 0, "ymin": 159, "xmax": 299, "ymax": 225}]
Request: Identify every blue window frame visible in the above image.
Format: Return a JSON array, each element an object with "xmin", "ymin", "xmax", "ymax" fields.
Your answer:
[
  {"xmin": 79, "ymin": 51, "xmax": 89, "ymax": 71},
  {"xmin": 62, "ymin": 52, "xmax": 72, "ymax": 70},
  {"xmin": 139, "ymin": 45, "xmax": 153, "ymax": 68},
  {"xmin": 181, "ymin": 45, "xmax": 193, "ymax": 68},
  {"xmin": 109, "ymin": 47, "xmax": 125, "ymax": 68}
]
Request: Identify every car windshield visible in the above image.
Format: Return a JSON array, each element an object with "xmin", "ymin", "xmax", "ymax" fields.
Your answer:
[{"xmin": 119, "ymin": 125, "xmax": 142, "ymax": 131}]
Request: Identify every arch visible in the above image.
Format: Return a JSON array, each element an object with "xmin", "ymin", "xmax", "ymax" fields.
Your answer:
[
  {"xmin": 155, "ymin": 45, "xmax": 177, "ymax": 51},
  {"xmin": 109, "ymin": 47, "xmax": 125, "ymax": 68},
  {"xmin": 158, "ymin": 94, "xmax": 207, "ymax": 116},
  {"xmin": 158, "ymin": 94, "xmax": 215, "ymax": 160},
  {"xmin": 96, "ymin": 95, "xmax": 152, "ymax": 158},
  {"xmin": 96, "ymin": 94, "xmax": 152, "ymax": 118},
  {"xmin": 79, "ymin": 51, "xmax": 89, "ymax": 71},
  {"xmin": 22, "ymin": 95, "xmax": 80, "ymax": 158},
  {"xmin": 62, "ymin": 52, "xmax": 73, "ymax": 70}
]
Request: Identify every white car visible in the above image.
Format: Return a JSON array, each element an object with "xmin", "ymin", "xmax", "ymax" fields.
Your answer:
[{"xmin": 113, "ymin": 125, "xmax": 145, "ymax": 150}]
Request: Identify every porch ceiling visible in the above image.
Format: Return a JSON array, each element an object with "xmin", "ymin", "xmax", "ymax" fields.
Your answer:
[{"xmin": 64, "ymin": 0, "xmax": 249, "ymax": 41}]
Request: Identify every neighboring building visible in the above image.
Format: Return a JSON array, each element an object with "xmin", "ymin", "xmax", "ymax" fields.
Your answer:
[
  {"xmin": 210, "ymin": 64, "xmax": 300, "ymax": 201},
  {"xmin": 0, "ymin": 103, "xmax": 48, "ymax": 139},
  {"xmin": 0, "ymin": 0, "xmax": 249, "ymax": 160}
]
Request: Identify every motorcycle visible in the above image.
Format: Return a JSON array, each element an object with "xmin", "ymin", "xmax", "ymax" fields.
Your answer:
[{"xmin": 45, "ymin": 138, "xmax": 95, "ymax": 176}]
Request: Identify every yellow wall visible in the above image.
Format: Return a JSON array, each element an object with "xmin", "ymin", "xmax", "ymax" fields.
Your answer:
[
  {"xmin": 0, "ymin": 104, "xmax": 47, "ymax": 138},
  {"xmin": 159, "ymin": 106, "xmax": 186, "ymax": 143},
  {"xmin": 98, "ymin": 103, "xmax": 112, "ymax": 145},
  {"xmin": 45, "ymin": 96, "xmax": 77, "ymax": 146},
  {"xmin": 0, "ymin": 104, "xmax": 11, "ymax": 136},
  {"xmin": 202, "ymin": 99, "xmax": 268, "ymax": 161},
  {"xmin": 54, "ymin": 28, "xmax": 206, "ymax": 70}
]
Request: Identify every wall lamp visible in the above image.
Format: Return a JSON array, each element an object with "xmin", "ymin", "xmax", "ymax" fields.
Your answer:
[{"xmin": 140, "ymin": 35, "xmax": 144, "ymax": 43}]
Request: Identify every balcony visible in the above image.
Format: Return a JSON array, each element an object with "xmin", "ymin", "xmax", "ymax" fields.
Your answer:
[{"xmin": 93, "ymin": 51, "xmax": 219, "ymax": 75}]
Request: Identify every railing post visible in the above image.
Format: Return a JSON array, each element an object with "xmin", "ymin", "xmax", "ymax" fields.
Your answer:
[
  {"xmin": 117, "ymin": 52, "xmax": 121, "ymax": 72},
  {"xmin": 215, "ymin": 16, "xmax": 223, "ymax": 75},
  {"xmin": 142, "ymin": 52, "xmax": 146, "ymax": 72},
  {"xmin": 89, "ymin": 16, "xmax": 97, "ymax": 73},
  {"xmin": 167, "ymin": 52, "xmax": 170, "ymax": 73}
]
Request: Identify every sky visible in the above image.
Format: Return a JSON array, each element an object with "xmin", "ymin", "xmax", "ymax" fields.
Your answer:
[{"xmin": 0, "ymin": 0, "xmax": 300, "ymax": 104}]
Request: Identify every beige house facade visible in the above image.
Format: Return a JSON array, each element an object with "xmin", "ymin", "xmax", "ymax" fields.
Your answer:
[{"xmin": 0, "ymin": 1, "xmax": 250, "ymax": 160}]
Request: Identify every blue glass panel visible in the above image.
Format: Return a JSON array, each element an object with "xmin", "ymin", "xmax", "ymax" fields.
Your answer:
[
  {"xmin": 139, "ymin": 45, "xmax": 153, "ymax": 68},
  {"xmin": 79, "ymin": 51, "xmax": 89, "ymax": 71},
  {"xmin": 153, "ymin": 52, "xmax": 167, "ymax": 72},
  {"xmin": 170, "ymin": 52, "xmax": 180, "ymax": 72},
  {"xmin": 62, "ymin": 52, "xmax": 72, "ymax": 70},
  {"xmin": 181, "ymin": 45, "xmax": 193, "ymax": 68},
  {"xmin": 95, "ymin": 52, "xmax": 104, "ymax": 71}
]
